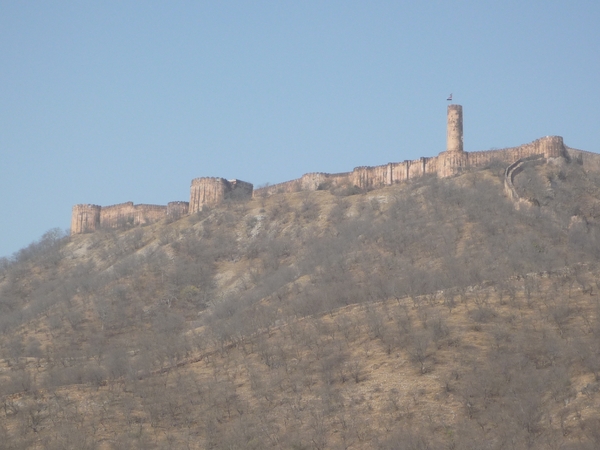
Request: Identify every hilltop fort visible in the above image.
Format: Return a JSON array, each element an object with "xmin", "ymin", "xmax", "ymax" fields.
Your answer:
[{"xmin": 71, "ymin": 105, "xmax": 595, "ymax": 234}]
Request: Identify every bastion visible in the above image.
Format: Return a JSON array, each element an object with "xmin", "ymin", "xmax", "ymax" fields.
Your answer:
[
  {"xmin": 71, "ymin": 104, "xmax": 589, "ymax": 235},
  {"xmin": 189, "ymin": 178, "xmax": 254, "ymax": 214}
]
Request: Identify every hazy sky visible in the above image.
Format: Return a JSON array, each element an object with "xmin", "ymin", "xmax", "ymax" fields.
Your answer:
[{"xmin": 1, "ymin": 1, "xmax": 599, "ymax": 257}]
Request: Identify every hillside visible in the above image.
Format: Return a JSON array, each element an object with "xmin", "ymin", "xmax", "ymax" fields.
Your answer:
[{"xmin": 2, "ymin": 156, "xmax": 600, "ymax": 449}]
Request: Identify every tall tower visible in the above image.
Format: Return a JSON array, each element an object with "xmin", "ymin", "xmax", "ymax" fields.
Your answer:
[
  {"xmin": 447, "ymin": 104, "xmax": 464, "ymax": 153},
  {"xmin": 438, "ymin": 104, "xmax": 468, "ymax": 178}
]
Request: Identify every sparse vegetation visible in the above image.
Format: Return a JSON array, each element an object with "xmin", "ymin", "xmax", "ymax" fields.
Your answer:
[{"xmin": 2, "ymin": 160, "xmax": 600, "ymax": 448}]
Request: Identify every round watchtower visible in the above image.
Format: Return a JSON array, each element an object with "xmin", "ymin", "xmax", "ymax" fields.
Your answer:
[
  {"xmin": 447, "ymin": 104, "xmax": 464, "ymax": 153},
  {"xmin": 71, "ymin": 204, "xmax": 101, "ymax": 235}
]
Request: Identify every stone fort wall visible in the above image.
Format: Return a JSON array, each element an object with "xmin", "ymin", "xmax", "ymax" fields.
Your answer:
[
  {"xmin": 99, "ymin": 202, "xmax": 169, "ymax": 229},
  {"xmin": 71, "ymin": 105, "xmax": 597, "ymax": 235},
  {"xmin": 71, "ymin": 201, "xmax": 190, "ymax": 234},
  {"xmin": 253, "ymin": 135, "xmax": 567, "ymax": 197},
  {"xmin": 71, "ymin": 135, "xmax": 572, "ymax": 234},
  {"xmin": 189, "ymin": 177, "xmax": 253, "ymax": 214}
]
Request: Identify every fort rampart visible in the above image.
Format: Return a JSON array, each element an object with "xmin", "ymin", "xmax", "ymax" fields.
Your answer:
[
  {"xmin": 71, "ymin": 201, "xmax": 190, "ymax": 234},
  {"xmin": 253, "ymin": 135, "xmax": 566, "ymax": 197},
  {"xmin": 504, "ymin": 155, "xmax": 546, "ymax": 201},
  {"xmin": 189, "ymin": 178, "xmax": 253, "ymax": 213},
  {"xmin": 99, "ymin": 202, "xmax": 169, "ymax": 229},
  {"xmin": 71, "ymin": 105, "xmax": 596, "ymax": 235}
]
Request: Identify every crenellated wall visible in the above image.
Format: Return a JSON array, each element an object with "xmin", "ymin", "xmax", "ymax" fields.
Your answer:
[
  {"xmin": 189, "ymin": 178, "xmax": 228, "ymax": 213},
  {"xmin": 71, "ymin": 135, "xmax": 572, "ymax": 234},
  {"xmin": 99, "ymin": 202, "xmax": 169, "ymax": 229},
  {"xmin": 189, "ymin": 177, "xmax": 254, "ymax": 213},
  {"xmin": 71, "ymin": 204, "xmax": 101, "ymax": 234},
  {"xmin": 71, "ymin": 105, "xmax": 588, "ymax": 235},
  {"xmin": 252, "ymin": 156, "xmax": 442, "ymax": 198},
  {"xmin": 70, "ymin": 201, "xmax": 189, "ymax": 234},
  {"xmin": 504, "ymin": 154, "xmax": 546, "ymax": 201},
  {"xmin": 228, "ymin": 179, "xmax": 254, "ymax": 200},
  {"xmin": 167, "ymin": 201, "xmax": 189, "ymax": 221},
  {"xmin": 466, "ymin": 136, "xmax": 565, "ymax": 166},
  {"xmin": 253, "ymin": 136, "xmax": 565, "ymax": 198},
  {"xmin": 565, "ymin": 147, "xmax": 600, "ymax": 171},
  {"xmin": 253, "ymin": 172, "xmax": 346, "ymax": 197}
]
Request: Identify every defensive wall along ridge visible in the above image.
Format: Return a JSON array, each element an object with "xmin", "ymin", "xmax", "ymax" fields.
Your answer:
[
  {"xmin": 70, "ymin": 201, "xmax": 191, "ymax": 235},
  {"xmin": 70, "ymin": 104, "xmax": 595, "ymax": 234}
]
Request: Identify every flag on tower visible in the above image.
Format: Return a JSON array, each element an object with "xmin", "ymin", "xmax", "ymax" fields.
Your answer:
[{"xmin": 447, "ymin": 94, "xmax": 452, "ymax": 101}]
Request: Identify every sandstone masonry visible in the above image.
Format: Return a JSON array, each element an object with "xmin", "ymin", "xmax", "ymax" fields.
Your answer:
[
  {"xmin": 71, "ymin": 104, "xmax": 593, "ymax": 234},
  {"xmin": 71, "ymin": 202, "xmax": 191, "ymax": 234},
  {"xmin": 189, "ymin": 178, "xmax": 253, "ymax": 214}
]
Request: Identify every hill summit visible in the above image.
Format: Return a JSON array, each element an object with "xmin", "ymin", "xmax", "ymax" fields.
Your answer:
[
  {"xmin": 71, "ymin": 105, "xmax": 586, "ymax": 235},
  {"xmin": 2, "ymin": 107, "xmax": 600, "ymax": 449}
]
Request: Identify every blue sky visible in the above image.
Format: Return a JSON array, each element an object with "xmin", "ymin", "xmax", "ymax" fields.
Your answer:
[{"xmin": 1, "ymin": 1, "xmax": 599, "ymax": 257}]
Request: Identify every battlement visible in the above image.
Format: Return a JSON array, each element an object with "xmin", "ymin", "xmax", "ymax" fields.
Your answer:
[
  {"xmin": 100, "ymin": 202, "xmax": 168, "ymax": 229},
  {"xmin": 189, "ymin": 177, "xmax": 254, "ymax": 213},
  {"xmin": 71, "ymin": 204, "xmax": 101, "ymax": 234},
  {"xmin": 71, "ymin": 105, "xmax": 586, "ymax": 235},
  {"xmin": 227, "ymin": 179, "xmax": 254, "ymax": 199},
  {"xmin": 70, "ymin": 201, "xmax": 185, "ymax": 235},
  {"xmin": 167, "ymin": 201, "xmax": 189, "ymax": 220}
]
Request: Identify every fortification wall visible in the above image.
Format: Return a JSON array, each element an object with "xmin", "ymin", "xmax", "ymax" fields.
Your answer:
[
  {"xmin": 167, "ymin": 201, "xmax": 189, "ymax": 220},
  {"xmin": 70, "ymin": 101, "xmax": 580, "ymax": 237},
  {"xmin": 434, "ymin": 135, "xmax": 567, "ymax": 179},
  {"xmin": 189, "ymin": 177, "xmax": 254, "ymax": 212},
  {"xmin": 100, "ymin": 202, "xmax": 136, "ymax": 229},
  {"xmin": 99, "ymin": 202, "xmax": 168, "ymax": 229},
  {"xmin": 348, "ymin": 160, "xmax": 436, "ymax": 189},
  {"xmin": 254, "ymin": 137, "xmax": 565, "ymax": 199},
  {"xmin": 504, "ymin": 159, "xmax": 521, "ymax": 200},
  {"xmin": 566, "ymin": 147, "xmax": 600, "ymax": 171},
  {"xmin": 465, "ymin": 136, "xmax": 565, "ymax": 169},
  {"xmin": 71, "ymin": 204, "xmax": 101, "ymax": 235},
  {"xmin": 504, "ymin": 155, "xmax": 545, "ymax": 201},
  {"xmin": 136, "ymin": 204, "xmax": 169, "ymax": 225},
  {"xmin": 299, "ymin": 172, "xmax": 337, "ymax": 190},
  {"xmin": 391, "ymin": 161, "xmax": 410, "ymax": 183},
  {"xmin": 437, "ymin": 151, "xmax": 467, "ymax": 178},
  {"xmin": 352, "ymin": 166, "xmax": 385, "ymax": 189},
  {"xmin": 334, "ymin": 156, "xmax": 437, "ymax": 189},
  {"xmin": 253, "ymin": 172, "xmax": 349, "ymax": 198},
  {"xmin": 254, "ymin": 156, "xmax": 442, "ymax": 198},
  {"xmin": 189, "ymin": 177, "xmax": 229, "ymax": 213},
  {"xmin": 228, "ymin": 179, "xmax": 254, "ymax": 199},
  {"xmin": 253, "ymin": 179, "xmax": 299, "ymax": 197},
  {"xmin": 71, "ymin": 200, "xmax": 188, "ymax": 234},
  {"xmin": 409, "ymin": 157, "xmax": 437, "ymax": 179}
]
